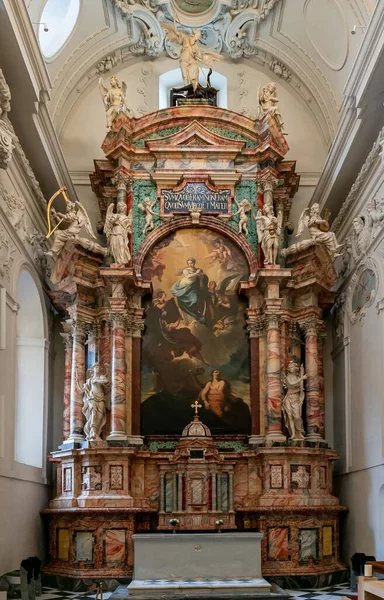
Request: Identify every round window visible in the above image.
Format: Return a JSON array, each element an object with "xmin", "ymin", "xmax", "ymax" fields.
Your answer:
[{"xmin": 39, "ymin": 0, "xmax": 80, "ymax": 59}]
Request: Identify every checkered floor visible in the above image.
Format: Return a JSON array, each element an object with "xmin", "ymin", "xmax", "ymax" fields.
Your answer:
[
  {"xmin": 286, "ymin": 582, "xmax": 356, "ymax": 600},
  {"xmin": 35, "ymin": 582, "xmax": 357, "ymax": 600}
]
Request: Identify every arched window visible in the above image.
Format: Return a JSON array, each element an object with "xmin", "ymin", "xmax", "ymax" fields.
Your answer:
[
  {"xmin": 159, "ymin": 68, "xmax": 228, "ymax": 110},
  {"xmin": 15, "ymin": 270, "xmax": 46, "ymax": 468},
  {"xmin": 39, "ymin": 0, "xmax": 80, "ymax": 59}
]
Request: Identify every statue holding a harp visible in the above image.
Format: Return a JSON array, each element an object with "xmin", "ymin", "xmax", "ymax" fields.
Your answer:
[{"xmin": 45, "ymin": 186, "xmax": 102, "ymax": 259}]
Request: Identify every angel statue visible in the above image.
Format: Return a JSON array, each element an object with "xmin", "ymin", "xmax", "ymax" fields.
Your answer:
[
  {"xmin": 255, "ymin": 203, "xmax": 283, "ymax": 265},
  {"xmin": 258, "ymin": 82, "xmax": 286, "ymax": 134},
  {"xmin": 99, "ymin": 75, "xmax": 132, "ymax": 129},
  {"xmin": 296, "ymin": 203, "xmax": 343, "ymax": 259},
  {"xmin": 282, "ymin": 362, "xmax": 307, "ymax": 441},
  {"xmin": 104, "ymin": 200, "xmax": 132, "ymax": 266},
  {"xmin": 161, "ymin": 19, "xmax": 222, "ymax": 92},
  {"xmin": 45, "ymin": 197, "xmax": 97, "ymax": 259},
  {"xmin": 79, "ymin": 363, "xmax": 110, "ymax": 441},
  {"xmin": 138, "ymin": 196, "xmax": 162, "ymax": 235}
]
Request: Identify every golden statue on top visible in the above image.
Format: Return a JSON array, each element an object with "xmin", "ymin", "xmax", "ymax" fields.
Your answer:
[{"xmin": 162, "ymin": 19, "xmax": 222, "ymax": 92}]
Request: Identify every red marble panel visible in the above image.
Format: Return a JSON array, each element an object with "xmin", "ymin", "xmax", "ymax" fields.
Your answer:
[
  {"xmin": 267, "ymin": 527, "xmax": 290, "ymax": 560},
  {"xmin": 104, "ymin": 529, "xmax": 126, "ymax": 562}
]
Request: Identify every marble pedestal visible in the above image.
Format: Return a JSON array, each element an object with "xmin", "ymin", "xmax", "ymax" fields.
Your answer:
[{"xmin": 128, "ymin": 533, "xmax": 286, "ymax": 599}]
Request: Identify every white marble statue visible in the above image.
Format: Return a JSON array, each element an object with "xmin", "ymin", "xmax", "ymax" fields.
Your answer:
[
  {"xmin": 99, "ymin": 75, "xmax": 132, "ymax": 129},
  {"xmin": 161, "ymin": 20, "xmax": 222, "ymax": 92},
  {"xmin": 138, "ymin": 196, "xmax": 162, "ymax": 235},
  {"xmin": 232, "ymin": 198, "xmax": 252, "ymax": 236},
  {"xmin": 255, "ymin": 203, "xmax": 283, "ymax": 265},
  {"xmin": 367, "ymin": 196, "xmax": 384, "ymax": 240},
  {"xmin": 46, "ymin": 197, "xmax": 97, "ymax": 259},
  {"xmin": 296, "ymin": 203, "xmax": 343, "ymax": 259},
  {"xmin": 104, "ymin": 200, "xmax": 132, "ymax": 266},
  {"xmin": 258, "ymin": 81, "xmax": 286, "ymax": 134},
  {"xmin": 282, "ymin": 362, "xmax": 307, "ymax": 441},
  {"xmin": 80, "ymin": 363, "xmax": 110, "ymax": 441}
]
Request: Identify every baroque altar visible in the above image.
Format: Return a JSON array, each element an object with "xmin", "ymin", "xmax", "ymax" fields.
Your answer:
[{"xmin": 42, "ymin": 88, "xmax": 346, "ymax": 586}]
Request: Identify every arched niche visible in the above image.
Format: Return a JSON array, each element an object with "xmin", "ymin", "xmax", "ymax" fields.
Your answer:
[
  {"xmin": 15, "ymin": 269, "xmax": 46, "ymax": 468},
  {"xmin": 138, "ymin": 223, "xmax": 253, "ymax": 437}
]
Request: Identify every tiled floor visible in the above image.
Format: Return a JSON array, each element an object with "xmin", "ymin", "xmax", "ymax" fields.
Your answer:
[
  {"xmin": 35, "ymin": 582, "xmax": 357, "ymax": 600},
  {"xmin": 286, "ymin": 582, "xmax": 357, "ymax": 600}
]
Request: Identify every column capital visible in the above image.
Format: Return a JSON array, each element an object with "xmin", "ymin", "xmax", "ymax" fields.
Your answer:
[
  {"xmin": 265, "ymin": 313, "xmax": 281, "ymax": 330},
  {"xmin": 60, "ymin": 331, "xmax": 73, "ymax": 350},
  {"xmin": 111, "ymin": 171, "xmax": 131, "ymax": 191},
  {"xmin": 247, "ymin": 317, "xmax": 265, "ymax": 338},
  {"xmin": 300, "ymin": 317, "xmax": 322, "ymax": 338},
  {"xmin": 71, "ymin": 318, "xmax": 87, "ymax": 340}
]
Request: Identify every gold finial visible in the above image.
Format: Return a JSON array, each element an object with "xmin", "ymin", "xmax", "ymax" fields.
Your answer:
[{"xmin": 191, "ymin": 400, "xmax": 202, "ymax": 417}]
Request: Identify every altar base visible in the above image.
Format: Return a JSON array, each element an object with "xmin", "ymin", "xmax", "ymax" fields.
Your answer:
[{"xmin": 127, "ymin": 533, "xmax": 287, "ymax": 599}]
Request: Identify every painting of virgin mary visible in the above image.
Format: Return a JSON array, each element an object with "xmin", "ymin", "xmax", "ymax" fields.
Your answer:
[{"xmin": 171, "ymin": 258, "xmax": 208, "ymax": 324}]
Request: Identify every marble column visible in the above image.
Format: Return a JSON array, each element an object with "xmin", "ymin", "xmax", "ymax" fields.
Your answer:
[
  {"xmin": 160, "ymin": 473, "xmax": 165, "ymax": 512},
  {"xmin": 280, "ymin": 318, "xmax": 289, "ymax": 373},
  {"xmin": 318, "ymin": 332, "xmax": 326, "ymax": 440},
  {"xmin": 68, "ymin": 320, "xmax": 86, "ymax": 442},
  {"xmin": 108, "ymin": 313, "xmax": 128, "ymax": 442},
  {"xmin": 247, "ymin": 316, "xmax": 264, "ymax": 443},
  {"xmin": 228, "ymin": 472, "xmax": 234, "ymax": 512},
  {"xmin": 211, "ymin": 473, "xmax": 217, "ymax": 511},
  {"xmin": 131, "ymin": 313, "xmax": 145, "ymax": 438},
  {"xmin": 60, "ymin": 324, "xmax": 73, "ymax": 441},
  {"xmin": 303, "ymin": 318, "xmax": 323, "ymax": 441},
  {"xmin": 265, "ymin": 314, "xmax": 285, "ymax": 442}
]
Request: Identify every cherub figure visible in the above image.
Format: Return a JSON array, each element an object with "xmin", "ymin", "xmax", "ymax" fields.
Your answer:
[
  {"xmin": 99, "ymin": 75, "xmax": 132, "ymax": 129},
  {"xmin": 138, "ymin": 196, "xmax": 162, "ymax": 235},
  {"xmin": 255, "ymin": 203, "xmax": 283, "ymax": 265},
  {"xmin": 296, "ymin": 203, "xmax": 343, "ymax": 259},
  {"xmin": 45, "ymin": 198, "xmax": 96, "ymax": 259},
  {"xmin": 228, "ymin": 198, "xmax": 252, "ymax": 236},
  {"xmin": 104, "ymin": 200, "xmax": 132, "ymax": 266},
  {"xmin": 258, "ymin": 81, "xmax": 286, "ymax": 134},
  {"xmin": 161, "ymin": 19, "xmax": 222, "ymax": 92}
]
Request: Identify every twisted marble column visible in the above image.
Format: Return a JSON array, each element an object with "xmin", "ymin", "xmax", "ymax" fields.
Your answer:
[
  {"xmin": 265, "ymin": 314, "xmax": 285, "ymax": 442},
  {"xmin": 68, "ymin": 320, "xmax": 86, "ymax": 442},
  {"xmin": 303, "ymin": 319, "xmax": 322, "ymax": 441},
  {"xmin": 108, "ymin": 313, "xmax": 127, "ymax": 441}
]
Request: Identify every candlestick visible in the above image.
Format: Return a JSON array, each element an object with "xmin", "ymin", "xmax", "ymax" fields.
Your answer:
[{"xmin": 364, "ymin": 564, "xmax": 373, "ymax": 577}]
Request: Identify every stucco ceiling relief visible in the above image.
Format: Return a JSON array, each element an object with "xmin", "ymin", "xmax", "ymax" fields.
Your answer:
[{"xmin": 303, "ymin": 0, "xmax": 349, "ymax": 71}]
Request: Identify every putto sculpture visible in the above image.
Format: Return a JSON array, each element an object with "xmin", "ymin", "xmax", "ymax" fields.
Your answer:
[
  {"xmin": 282, "ymin": 362, "xmax": 307, "ymax": 440},
  {"xmin": 80, "ymin": 363, "xmax": 110, "ymax": 441},
  {"xmin": 161, "ymin": 19, "xmax": 222, "ymax": 92},
  {"xmin": 104, "ymin": 200, "xmax": 132, "ymax": 266},
  {"xmin": 99, "ymin": 75, "xmax": 131, "ymax": 129},
  {"xmin": 258, "ymin": 82, "xmax": 286, "ymax": 134},
  {"xmin": 255, "ymin": 203, "xmax": 283, "ymax": 265},
  {"xmin": 138, "ymin": 196, "xmax": 162, "ymax": 235}
]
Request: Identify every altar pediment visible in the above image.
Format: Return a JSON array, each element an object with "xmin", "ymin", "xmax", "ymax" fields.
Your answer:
[{"xmin": 146, "ymin": 120, "xmax": 245, "ymax": 164}]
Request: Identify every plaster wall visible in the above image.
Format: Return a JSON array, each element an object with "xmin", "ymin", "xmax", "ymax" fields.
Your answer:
[
  {"xmin": 331, "ymin": 145, "xmax": 384, "ymax": 561},
  {"xmin": 0, "ymin": 159, "xmax": 58, "ymax": 573}
]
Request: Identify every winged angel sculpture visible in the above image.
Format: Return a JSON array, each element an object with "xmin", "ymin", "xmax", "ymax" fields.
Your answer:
[
  {"xmin": 99, "ymin": 75, "xmax": 132, "ymax": 129},
  {"xmin": 255, "ymin": 203, "xmax": 283, "ymax": 265},
  {"xmin": 162, "ymin": 20, "xmax": 222, "ymax": 92},
  {"xmin": 46, "ymin": 193, "xmax": 99, "ymax": 259},
  {"xmin": 296, "ymin": 203, "xmax": 343, "ymax": 259}
]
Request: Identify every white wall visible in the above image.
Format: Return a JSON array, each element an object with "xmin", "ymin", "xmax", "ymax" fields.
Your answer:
[
  {"xmin": 331, "ymin": 143, "xmax": 384, "ymax": 562},
  {"xmin": 0, "ymin": 161, "xmax": 53, "ymax": 574}
]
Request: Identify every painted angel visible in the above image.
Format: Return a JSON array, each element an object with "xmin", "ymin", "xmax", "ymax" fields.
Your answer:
[
  {"xmin": 255, "ymin": 203, "xmax": 282, "ymax": 265},
  {"xmin": 104, "ymin": 200, "xmax": 132, "ymax": 266},
  {"xmin": 138, "ymin": 196, "xmax": 162, "ymax": 236},
  {"xmin": 296, "ymin": 203, "xmax": 343, "ymax": 259},
  {"xmin": 161, "ymin": 20, "xmax": 222, "ymax": 92},
  {"xmin": 45, "ymin": 198, "xmax": 96, "ymax": 259},
  {"xmin": 99, "ymin": 75, "xmax": 132, "ymax": 129}
]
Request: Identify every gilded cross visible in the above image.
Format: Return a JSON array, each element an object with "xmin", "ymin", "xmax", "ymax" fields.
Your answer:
[{"xmin": 191, "ymin": 400, "xmax": 202, "ymax": 417}]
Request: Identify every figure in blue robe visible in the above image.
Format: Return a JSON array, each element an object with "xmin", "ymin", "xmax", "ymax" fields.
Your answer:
[{"xmin": 171, "ymin": 258, "xmax": 208, "ymax": 323}]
